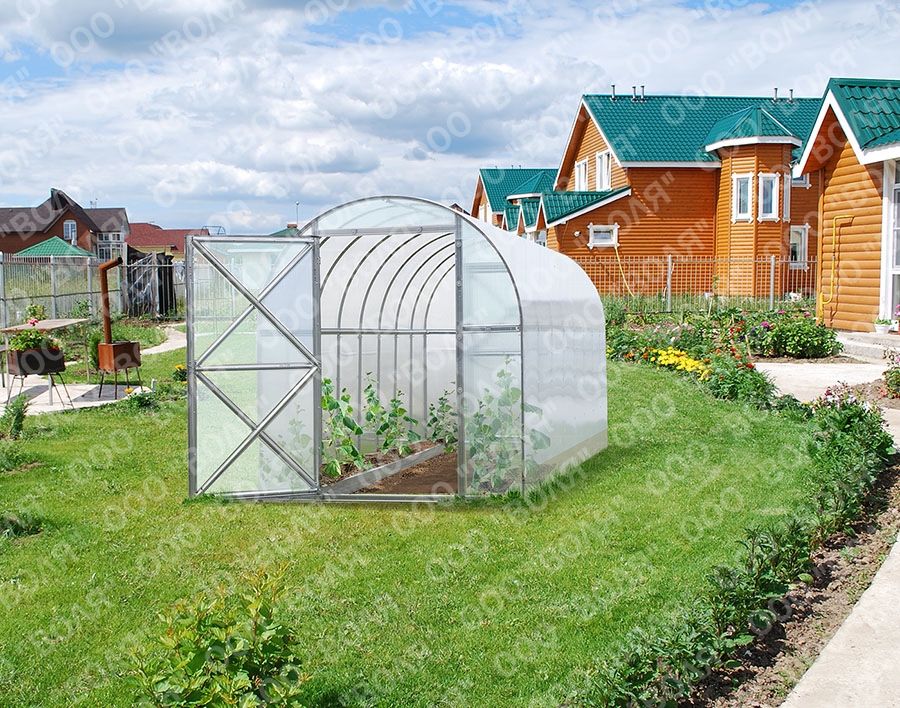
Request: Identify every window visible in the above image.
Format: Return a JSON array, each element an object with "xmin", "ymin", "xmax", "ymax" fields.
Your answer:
[
  {"xmin": 758, "ymin": 173, "xmax": 780, "ymax": 221},
  {"xmin": 792, "ymin": 174, "xmax": 811, "ymax": 188},
  {"xmin": 587, "ymin": 222, "xmax": 618, "ymax": 248},
  {"xmin": 63, "ymin": 220, "xmax": 77, "ymax": 241},
  {"xmin": 478, "ymin": 202, "xmax": 487, "ymax": 221},
  {"xmin": 595, "ymin": 151, "xmax": 611, "ymax": 191},
  {"xmin": 732, "ymin": 174, "xmax": 752, "ymax": 221},
  {"xmin": 574, "ymin": 159, "xmax": 589, "ymax": 191},
  {"xmin": 789, "ymin": 225, "xmax": 809, "ymax": 268}
]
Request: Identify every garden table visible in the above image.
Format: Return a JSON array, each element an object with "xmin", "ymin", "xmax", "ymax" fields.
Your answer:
[{"xmin": 1, "ymin": 318, "xmax": 88, "ymax": 406}]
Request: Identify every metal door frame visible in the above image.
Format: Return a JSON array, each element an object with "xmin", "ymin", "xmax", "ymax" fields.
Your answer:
[{"xmin": 186, "ymin": 235, "xmax": 321, "ymax": 500}]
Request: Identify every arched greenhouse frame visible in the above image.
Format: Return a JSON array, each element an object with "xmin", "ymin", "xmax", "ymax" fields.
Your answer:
[{"xmin": 186, "ymin": 196, "xmax": 607, "ymax": 501}]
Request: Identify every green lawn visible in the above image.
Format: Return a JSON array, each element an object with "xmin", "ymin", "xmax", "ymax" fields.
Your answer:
[{"xmin": 0, "ymin": 359, "xmax": 815, "ymax": 707}]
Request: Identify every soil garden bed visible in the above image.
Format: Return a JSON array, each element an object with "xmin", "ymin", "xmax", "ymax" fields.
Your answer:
[
  {"xmin": 682, "ymin": 461, "xmax": 900, "ymax": 707},
  {"xmin": 356, "ymin": 450, "xmax": 457, "ymax": 494}
]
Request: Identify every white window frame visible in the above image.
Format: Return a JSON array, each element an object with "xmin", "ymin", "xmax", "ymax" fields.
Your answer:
[
  {"xmin": 574, "ymin": 159, "xmax": 589, "ymax": 191},
  {"xmin": 758, "ymin": 172, "xmax": 780, "ymax": 221},
  {"xmin": 478, "ymin": 202, "xmax": 487, "ymax": 222},
  {"xmin": 587, "ymin": 222, "xmax": 618, "ymax": 248},
  {"xmin": 595, "ymin": 150, "xmax": 611, "ymax": 191},
  {"xmin": 783, "ymin": 172, "xmax": 791, "ymax": 222},
  {"xmin": 732, "ymin": 173, "xmax": 753, "ymax": 222},
  {"xmin": 789, "ymin": 224, "xmax": 809, "ymax": 269},
  {"xmin": 63, "ymin": 220, "xmax": 77, "ymax": 242},
  {"xmin": 791, "ymin": 173, "xmax": 811, "ymax": 189}
]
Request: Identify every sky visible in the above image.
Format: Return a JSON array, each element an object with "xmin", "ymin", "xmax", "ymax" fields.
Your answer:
[{"xmin": 0, "ymin": 0, "xmax": 898, "ymax": 233}]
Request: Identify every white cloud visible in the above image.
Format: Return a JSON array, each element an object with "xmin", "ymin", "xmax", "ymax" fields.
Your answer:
[{"xmin": 0, "ymin": 0, "xmax": 895, "ymax": 229}]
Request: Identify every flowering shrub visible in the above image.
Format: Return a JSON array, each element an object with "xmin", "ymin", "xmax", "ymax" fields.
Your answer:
[{"xmin": 745, "ymin": 311, "xmax": 840, "ymax": 358}]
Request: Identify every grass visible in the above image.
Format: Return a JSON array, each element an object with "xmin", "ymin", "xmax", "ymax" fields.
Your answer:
[{"xmin": 0, "ymin": 359, "xmax": 817, "ymax": 707}]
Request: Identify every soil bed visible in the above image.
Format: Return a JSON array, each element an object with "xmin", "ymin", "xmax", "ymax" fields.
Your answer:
[
  {"xmin": 356, "ymin": 450, "xmax": 457, "ymax": 495},
  {"xmin": 682, "ymin": 461, "xmax": 900, "ymax": 707}
]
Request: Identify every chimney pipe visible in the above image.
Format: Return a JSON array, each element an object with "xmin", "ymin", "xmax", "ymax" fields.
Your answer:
[
  {"xmin": 611, "ymin": 84, "xmax": 616, "ymax": 101},
  {"xmin": 640, "ymin": 85, "xmax": 645, "ymax": 101},
  {"xmin": 99, "ymin": 257, "xmax": 122, "ymax": 344},
  {"xmin": 789, "ymin": 88, "xmax": 794, "ymax": 103},
  {"xmin": 773, "ymin": 87, "xmax": 778, "ymax": 103},
  {"xmin": 631, "ymin": 86, "xmax": 637, "ymax": 102}
]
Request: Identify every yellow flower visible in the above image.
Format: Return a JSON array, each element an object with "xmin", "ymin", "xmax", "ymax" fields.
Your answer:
[{"xmin": 124, "ymin": 387, "xmax": 133, "ymax": 394}]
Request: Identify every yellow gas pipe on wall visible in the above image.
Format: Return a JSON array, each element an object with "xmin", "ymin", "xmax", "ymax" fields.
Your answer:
[{"xmin": 818, "ymin": 214, "xmax": 854, "ymax": 322}]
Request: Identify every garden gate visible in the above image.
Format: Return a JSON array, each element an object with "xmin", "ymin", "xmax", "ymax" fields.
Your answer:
[{"xmin": 186, "ymin": 236, "xmax": 321, "ymax": 500}]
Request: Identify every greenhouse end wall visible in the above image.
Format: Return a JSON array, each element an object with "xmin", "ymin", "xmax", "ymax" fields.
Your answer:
[{"xmin": 187, "ymin": 196, "xmax": 607, "ymax": 501}]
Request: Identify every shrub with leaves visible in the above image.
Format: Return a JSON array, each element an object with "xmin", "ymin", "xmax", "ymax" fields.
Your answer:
[
  {"xmin": 0, "ymin": 394, "xmax": 29, "ymax": 440},
  {"xmin": 129, "ymin": 567, "xmax": 309, "ymax": 707},
  {"xmin": 1, "ymin": 511, "xmax": 43, "ymax": 540}
]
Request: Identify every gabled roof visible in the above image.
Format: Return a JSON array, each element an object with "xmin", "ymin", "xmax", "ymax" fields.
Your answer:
[
  {"xmin": 15, "ymin": 236, "xmax": 94, "ymax": 257},
  {"xmin": 506, "ymin": 171, "xmax": 556, "ymax": 199},
  {"xmin": 797, "ymin": 78, "xmax": 900, "ymax": 172},
  {"xmin": 503, "ymin": 204, "xmax": 519, "ymax": 231},
  {"xmin": 703, "ymin": 106, "xmax": 799, "ymax": 151},
  {"xmin": 520, "ymin": 198, "xmax": 539, "ymax": 229},
  {"xmin": 85, "ymin": 207, "xmax": 128, "ymax": 233},
  {"xmin": 828, "ymin": 77, "xmax": 900, "ymax": 150},
  {"xmin": 0, "ymin": 188, "xmax": 101, "ymax": 235},
  {"xmin": 128, "ymin": 222, "xmax": 208, "ymax": 252},
  {"xmin": 541, "ymin": 187, "xmax": 631, "ymax": 226},
  {"xmin": 579, "ymin": 94, "xmax": 820, "ymax": 165},
  {"xmin": 269, "ymin": 226, "xmax": 301, "ymax": 237},
  {"xmin": 478, "ymin": 168, "xmax": 556, "ymax": 212}
]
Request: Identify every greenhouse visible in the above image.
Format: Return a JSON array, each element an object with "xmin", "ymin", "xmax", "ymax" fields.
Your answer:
[{"xmin": 186, "ymin": 196, "xmax": 607, "ymax": 501}]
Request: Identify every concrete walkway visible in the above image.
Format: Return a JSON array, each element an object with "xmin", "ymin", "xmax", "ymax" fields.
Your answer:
[
  {"xmin": 756, "ymin": 347, "xmax": 900, "ymax": 707},
  {"xmin": 0, "ymin": 324, "xmax": 186, "ymax": 414}
]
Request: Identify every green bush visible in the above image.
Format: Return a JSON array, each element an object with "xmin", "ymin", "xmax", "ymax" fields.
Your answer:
[
  {"xmin": 747, "ymin": 312, "xmax": 841, "ymax": 358},
  {"xmin": 701, "ymin": 357, "xmax": 775, "ymax": 408},
  {"xmin": 0, "ymin": 394, "xmax": 29, "ymax": 440},
  {"xmin": 129, "ymin": 567, "xmax": 309, "ymax": 707}
]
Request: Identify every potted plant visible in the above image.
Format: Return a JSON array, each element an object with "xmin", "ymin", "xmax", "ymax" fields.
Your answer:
[
  {"xmin": 6, "ymin": 319, "xmax": 65, "ymax": 376},
  {"xmin": 874, "ymin": 317, "xmax": 892, "ymax": 334}
]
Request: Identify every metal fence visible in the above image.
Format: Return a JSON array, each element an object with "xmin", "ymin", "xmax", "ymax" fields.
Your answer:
[
  {"xmin": 0, "ymin": 253, "xmax": 186, "ymax": 327},
  {"xmin": 569, "ymin": 255, "xmax": 818, "ymax": 313}
]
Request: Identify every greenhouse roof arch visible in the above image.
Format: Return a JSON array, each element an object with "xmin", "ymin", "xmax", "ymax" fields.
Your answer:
[{"xmin": 187, "ymin": 195, "xmax": 607, "ymax": 501}]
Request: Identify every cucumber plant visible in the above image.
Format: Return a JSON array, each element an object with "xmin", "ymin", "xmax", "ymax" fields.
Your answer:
[{"xmin": 321, "ymin": 377, "xmax": 366, "ymax": 478}]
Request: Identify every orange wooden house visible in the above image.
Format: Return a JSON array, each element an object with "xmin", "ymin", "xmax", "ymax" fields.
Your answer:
[
  {"xmin": 794, "ymin": 78, "xmax": 900, "ymax": 332},
  {"xmin": 473, "ymin": 88, "xmax": 823, "ymax": 298}
]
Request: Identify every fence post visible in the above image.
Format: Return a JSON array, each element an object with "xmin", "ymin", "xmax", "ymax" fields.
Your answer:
[
  {"xmin": 50, "ymin": 255, "xmax": 58, "ymax": 318},
  {"xmin": 87, "ymin": 261, "xmax": 94, "ymax": 318},
  {"xmin": 0, "ymin": 253, "xmax": 6, "ymax": 329},
  {"xmin": 666, "ymin": 254, "xmax": 673, "ymax": 312},
  {"xmin": 769, "ymin": 255, "xmax": 776, "ymax": 310}
]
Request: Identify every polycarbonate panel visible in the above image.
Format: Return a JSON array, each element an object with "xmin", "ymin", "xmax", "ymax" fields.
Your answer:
[
  {"xmin": 470, "ymin": 215, "xmax": 608, "ymax": 486},
  {"xmin": 461, "ymin": 330, "xmax": 523, "ymax": 495},
  {"xmin": 311, "ymin": 195, "xmax": 455, "ymax": 231},
  {"xmin": 460, "ymin": 220, "xmax": 519, "ymax": 326},
  {"xmin": 198, "ymin": 240, "xmax": 310, "ymax": 297},
  {"xmin": 195, "ymin": 380, "xmax": 253, "ymax": 487}
]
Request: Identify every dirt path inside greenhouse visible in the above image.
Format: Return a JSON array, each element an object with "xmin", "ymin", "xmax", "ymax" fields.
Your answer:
[
  {"xmin": 356, "ymin": 450, "xmax": 458, "ymax": 494},
  {"xmin": 682, "ymin": 461, "xmax": 900, "ymax": 707}
]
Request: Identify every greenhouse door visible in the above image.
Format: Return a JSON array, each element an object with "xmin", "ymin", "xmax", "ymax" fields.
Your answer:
[{"xmin": 186, "ymin": 236, "xmax": 321, "ymax": 500}]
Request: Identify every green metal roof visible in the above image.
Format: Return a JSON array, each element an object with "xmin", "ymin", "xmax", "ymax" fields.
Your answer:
[
  {"xmin": 15, "ymin": 236, "xmax": 94, "ymax": 257},
  {"xmin": 479, "ymin": 168, "xmax": 556, "ymax": 211},
  {"xmin": 541, "ymin": 188, "xmax": 630, "ymax": 224},
  {"xmin": 582, "ymin": 94, "xmax": 820, "ymax": 163},
  {"xmin": 508, "ymin": 171, "xmax": 556, "ymax": 196},
  {"xmin": 827, "ymin": 77, "xmax": 900, "ymax": 150},
  {"xmin": 704, "ymin": 106, "xmax": 795, "ymax": 146},
  {"xmin": 269, "ymin": 226, "xmax": 301, "ymax": 236},
  {"xmin": 520, "ymin": 198, "xmax": 540, "ymax": 229},
  {"xmin": 503, "ymin": 204, "xmax": 519, "ymax": 231}
]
